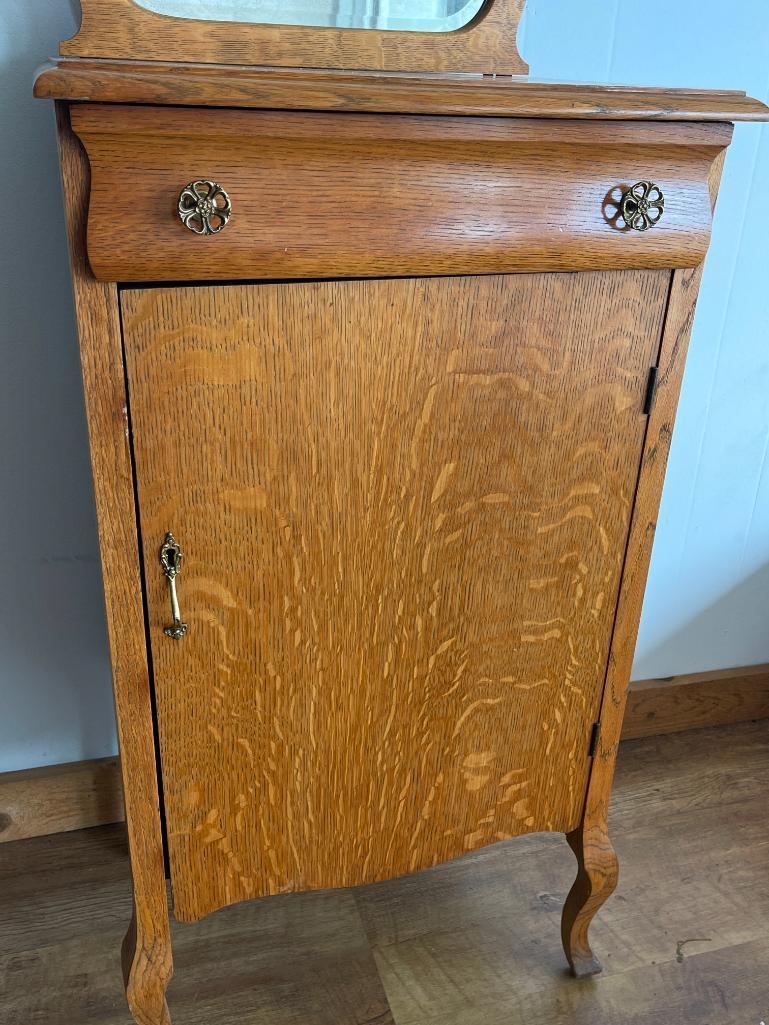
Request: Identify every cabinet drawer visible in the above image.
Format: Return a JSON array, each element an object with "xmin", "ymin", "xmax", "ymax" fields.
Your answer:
[{"xmin": 71, "ymin": 104, "xmax": 729, "ymax": 283}]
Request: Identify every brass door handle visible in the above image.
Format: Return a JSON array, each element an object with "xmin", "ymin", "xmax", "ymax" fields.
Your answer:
[
  {"xmin": 178, "ymin": 180, "xmax": 232, "ymax": 235},
  {"xmin": 160, "ymin": 532, "xmax": 188, "ymax": 639},
  {"xmin": 621, "ymin": 181, "xmax": 665, "ymax": 231}
]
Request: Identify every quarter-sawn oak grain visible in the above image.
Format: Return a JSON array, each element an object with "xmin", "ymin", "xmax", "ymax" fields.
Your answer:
[
  {"xmin": 70, "ymin": 105, "xmax": 728, "ymax": 283},
  {"xmin": 120, "ymin": 270, "xmax": 669, "ymax": 923},
  {"xmin": 6, "ymin": 658, "xmax": 767, "ymax": 842},
  {"xmin": 6, "ymin": 658, "xmax": 767, "ymax": 843}
]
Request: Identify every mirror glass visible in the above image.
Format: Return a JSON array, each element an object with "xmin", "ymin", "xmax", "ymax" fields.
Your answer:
[{"xmin": 133, "ymin": 0, "xmax": 487, "ymax": 33}]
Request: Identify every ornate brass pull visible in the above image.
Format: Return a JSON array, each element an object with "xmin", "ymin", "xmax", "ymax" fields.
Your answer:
[
  {"xmin": 178, "ymin": 180, "xmax": 232, "ymax": 235},
  {"xmin": 160, "ymin": 532, "xmax": 188, "ymax": 639},
  {"xmin": 621, "ymin": 181, "xmax": 665, "ymax": 231}
]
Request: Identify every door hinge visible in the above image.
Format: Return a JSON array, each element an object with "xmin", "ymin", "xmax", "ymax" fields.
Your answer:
[
  {"xmin": 588, "ymin": 721, "xmax": 602, "ymax": 758},
  {"xmin": 643, "ymin": 366, "xmax": 659, "ymax": 415}
]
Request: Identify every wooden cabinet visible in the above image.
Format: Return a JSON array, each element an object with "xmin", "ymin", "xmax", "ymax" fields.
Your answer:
[{"xmin": 35, "ymin": 2, "xmax": 769, "ymax": 1022}]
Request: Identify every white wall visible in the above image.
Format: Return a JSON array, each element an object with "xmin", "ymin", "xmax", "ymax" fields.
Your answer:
[{"xmin": 1, "ymin": 0, "xmax": 768, "ymax": 772}]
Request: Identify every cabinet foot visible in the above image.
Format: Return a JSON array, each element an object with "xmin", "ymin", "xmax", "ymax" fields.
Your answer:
[
  {"xmin": 561, "ymin": 823, "xmax": 618, "ymax": 978},
  {"xmin": 122, "ymin": 909, "xmax": 173, "ymax": 1025}
]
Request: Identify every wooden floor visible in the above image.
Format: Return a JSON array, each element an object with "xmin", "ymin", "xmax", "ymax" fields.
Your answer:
[{"xmin": 2, "ymin": 720, "xmax": 768, "ymax": 1025}]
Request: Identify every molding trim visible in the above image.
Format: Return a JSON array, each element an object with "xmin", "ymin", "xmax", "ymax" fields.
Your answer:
[
  {"xmin": 34, "ymin": 62, "xmax": 769, "ymax": 122},
  {"xmin": 622, "ymin": 663, "xmax": 769, "ymax": 741},
  {"xmin": 0, "ymin": 757, "xmax": 124, "ymax": 844},
  {"xmin": 2, "ymin": 664, "xmax": 768, "ymax": 843}
]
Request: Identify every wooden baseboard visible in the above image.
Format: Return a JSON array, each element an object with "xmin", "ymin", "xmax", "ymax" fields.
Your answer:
[
  {"xmin": 621, "ymin": 663, "xmax": 769, "ymax": 740},
  {"xmin": 0, "ymin": 757, "xmax": 124, "ymax": 844},
  {"xmin": 2, "ymin": 664, "xmax": 768, "ymax": 843}
]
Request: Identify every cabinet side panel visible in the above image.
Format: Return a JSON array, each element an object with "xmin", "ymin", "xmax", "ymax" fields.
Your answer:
[
  {"xmin": 54, "ymin": 103, "xmax": 172, "ymax": 1017},
  {"xmin": 583, "ymin": 151, "xmax": 728, "ymax": 836}
]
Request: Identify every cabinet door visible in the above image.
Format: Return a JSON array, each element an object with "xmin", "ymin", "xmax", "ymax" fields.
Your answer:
[{"xmin": 122, "ymin": 271, "xmax": 669, "ymax": 921}]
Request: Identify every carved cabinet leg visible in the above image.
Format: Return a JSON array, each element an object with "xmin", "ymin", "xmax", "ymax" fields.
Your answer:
[
  {"xmin": 561, "ymin": 822, "xmax": 619, "ymax": 978},
  {"xmin": 122, "ymin": 907, "xmax": 173, "ymax": 1025}
]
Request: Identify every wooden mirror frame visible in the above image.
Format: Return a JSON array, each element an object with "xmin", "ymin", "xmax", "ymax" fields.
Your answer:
[{"xmin": 62, "ymin": 0, "xmax": 528, "ymax": 73}]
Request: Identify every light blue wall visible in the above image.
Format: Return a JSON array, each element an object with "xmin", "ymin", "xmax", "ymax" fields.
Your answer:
[
  {"xmin": 0, "ymin": 0, "xmax": 118, "ymax": 774},
  {"xmin": 519, "ymin": 0, "xmax": 769, "ymax": 679},
  {"xmin": 1, "ymin": 0, "xmax": 767, "ymax": 772}
]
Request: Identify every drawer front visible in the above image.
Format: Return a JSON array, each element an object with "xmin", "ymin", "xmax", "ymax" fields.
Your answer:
[
  {"xmin": 72, "ymin": 105, "xmax": 729, "ymax": 283},
  {"xmin": 122, "ymin": 270, "xmax": 669, "ymax": 922}
]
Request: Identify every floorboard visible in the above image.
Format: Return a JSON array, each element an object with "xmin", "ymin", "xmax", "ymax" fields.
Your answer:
[{"xmin": 1, "ymin": 720, "xmax": 767, "ymax": 1025}]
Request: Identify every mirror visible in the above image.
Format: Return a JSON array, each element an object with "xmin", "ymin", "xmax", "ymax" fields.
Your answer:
[{"xmin": 133, "ymin": 0, "xmax": 488, "ymax": 33}]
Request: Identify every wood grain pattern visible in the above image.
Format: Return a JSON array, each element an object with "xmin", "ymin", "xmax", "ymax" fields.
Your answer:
[
  {"xmin": 623, "ymin": 663, "xmax": 769, "ymax": 740},
  {"xmin": 560, "ymin": 151, "xmax": 728, "ymax": 978},
  {"xmin": 120, "ymin": 270, "xmax": 669, "ymax": 922},
  {"xmin": 70, "ymin": 104, "xmax": 728, "ymax": 283},
  {"xmin": 0, "ymin": 758, "xmax": 123, "ymax": 844},
  {"xmin": 55, "ymin": 103, "xmax": 172, "ymax": 1025},
  {"xmin": 5, "ymin": 660, "xmax": 766, "ymax": 843},
  {"xmin": 60, "ymin": 0, "xmax": 528, "ymax": 74},
  {"xmin": 34, "ymin": 60, "xmax": 769, "ymax": 122},
  {"xmin": 3, "ymin": 721, "xmax": 769, "ymax": 1024}
]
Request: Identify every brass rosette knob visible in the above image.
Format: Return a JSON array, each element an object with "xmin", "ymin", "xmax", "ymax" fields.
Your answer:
[
  {"xmin": 620, "ymin": 180, "xmax": 665, "ymax": 231},
  {"xmin": 178, "ymin": 180, "xmax": 232, "ymax": 235}
]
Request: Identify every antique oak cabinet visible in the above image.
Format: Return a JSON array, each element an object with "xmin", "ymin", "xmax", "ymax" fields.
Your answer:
[{"xmin": 35, "ymin": 1, "xmax": 768, "ymax": 1021}]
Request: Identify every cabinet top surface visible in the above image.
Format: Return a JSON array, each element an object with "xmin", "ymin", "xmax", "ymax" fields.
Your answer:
[
  {"xmin": 44, "ymin": 1, "xmax": 769, "ymax": 119},
  {"xmin": 35, "ymin": 60, "xmax": 769, "ymax": 123}
]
